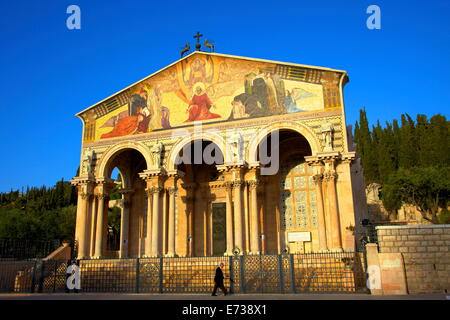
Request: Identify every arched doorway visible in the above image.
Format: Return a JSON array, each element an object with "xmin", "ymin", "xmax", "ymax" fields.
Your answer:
[
  {"xmin": 256, "ymin": 129, "xmax": 317, "ymax": 254},
  {"xmin": 100, "ymin": 148, "xmax": 148, "ymax": 258},
  {"xmin": 175, "ymin": 139, "xmax": 225, "ymax": 256}
]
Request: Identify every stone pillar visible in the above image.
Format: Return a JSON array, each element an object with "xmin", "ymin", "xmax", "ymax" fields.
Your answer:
[
  {"xmin": 325, "ymin": 168, "xmax": 342, "ymax": 250},
  {"xmin": 181, "ymin": 182, "xmax": 196, "ymax": 257},
  {"xmin": 161, "ymin": 188, "xmax": 167, "ymax": 255},
  {"xmin": 78, "ymin": 191, "xmax": 90, "ymax": 259},
  {"xmin": 248, "ymin": 180, "xmax": 261, "ymax": 254},
  {"xmin": 166, "ymin": 186, "xmax": 177, "ymax": 257},
  {"xmin": 144, "ymin": 188, "xmax": 153, "ymax": 257},
  {"xmin": 225, "ymin": 182, "xmax": 234, "ymax": 256},
  {"xmin": 119, "ymin": 190, "xmax": 133, "ymax": 258},
  {"xmin": 243, "ymin": 182, "xmax": 250, "ymax": 253},
  {"xmin": 312, "ymin": 173, "xmax": 328, "ymax": 251},
  {"xmin": 94, "ymin": 193, "xmax": 107, "ymax": 258},
  {"xmin": 90, "ymin": 196, "xmax": 98, "ymax": 257},
  {"xmin": 139, "ymin": 169, "xmax": 164, "ymax": 257},
  {"xmin": 233, "ymin": 180, "xmax": 244, "ymax": 253},
  {"xmin": 151, "ymin": 186, "xmax": 162, "ymax": 257}
]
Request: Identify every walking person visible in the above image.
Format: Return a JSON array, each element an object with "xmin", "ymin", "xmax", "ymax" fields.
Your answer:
[{"xmin": 211, "ymin": 263, "xmax": 228, "ymax": 296}]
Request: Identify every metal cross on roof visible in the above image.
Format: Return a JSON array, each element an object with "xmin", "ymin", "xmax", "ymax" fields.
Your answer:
[{"xmin": 193, "ymin": 31, "xmax": 203, "ymax": 51}]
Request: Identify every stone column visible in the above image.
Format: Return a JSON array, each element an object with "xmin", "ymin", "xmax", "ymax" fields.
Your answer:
[
  {"xmin": 119, "ymin": 190, "xmax": 133, "ymax": 258},
  {"xmin": 312, "ymin": 173, "xmax": 328, "ymax": 251},
  {"xmin": 166, "ymin": 186, "xmax": 177, "ymax": 257},
  {"xmin": 243, "ymin": 182, "xmax": 250, "ymax": 253},
  {"xmin": 94, "ymin": 193, "xmax": 106, "ymax": 258},
  {"xmin": 248, "ymin": 180, "xmax": 261, "ymax": 254},
  {"xmin": 144, "ymin": 188, "xmax": 153, "ymax": 257},
  {"xmin": 225, "ymin": 182, "xmax": 234, "ymax": 256},
  {"xmin": 182, "ymin": 182, "xmax": 196, "ymax": 257},
  {"xmin": 139, "ymin": 169, "xmax": 165, "ymax": 257},
  {"xmin": 325, "ymin": 169, "xmax": 342, "ymax": 250},
  {"xmin": 233, "ymin": 180, "xmax": 244, "ymax": 253},
  {"xmin": 77, "ymin": 191, "xmax": 90, "ymax": 259},
  {"xmin": 151, "ymin": 186, "xmax": 162, "ymax": 257},
  {"xmin": 90, "ymin": 196, "xmax": 98, "ymax": 257}
]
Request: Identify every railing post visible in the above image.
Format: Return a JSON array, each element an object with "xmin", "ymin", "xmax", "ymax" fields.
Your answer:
[
  {"xmin": 229, "ymin": 256, "xmax": 234, "ymax": 294},
  {"xmin": 53, "ymin": 262, "xmax": 57, "ymax": 293},
  {"xmin": 136, "ymin": 258, "xmax": 140, "ymax": 293},
  {"xmin": 290, "ymin": 254, "xmax": 296, "ymax": 293},
  {"xmin": 30, "ymin": 260, "xmax": 38, "ymax": 293},
  {"xmin": 278, "ymin": 254, "xmax": 284, "ymax": 293},
  {"xmin": 37, "ymin": 261, "xmax": 45, "ymax": 293},
  {"xmin": 159, "ymin": 257, "xmax": 163, "ymax": 294},
  {"xmin": 239, "ymin": 255, "xmax": 245, "ymax": 293}
]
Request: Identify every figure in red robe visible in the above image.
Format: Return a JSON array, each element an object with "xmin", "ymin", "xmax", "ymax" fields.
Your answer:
[
  {"xmin": 185, "ymin": 84, "xmax": 221, "ymax": 122},
  {"xmin": 101, "ymin": 108, "xmax": 151, "ymax": 139}
]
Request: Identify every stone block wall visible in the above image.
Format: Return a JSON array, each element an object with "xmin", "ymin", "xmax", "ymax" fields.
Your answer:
[{"xmin": 376, "ymin": 225, "xmax": 450, "ymax": 294}]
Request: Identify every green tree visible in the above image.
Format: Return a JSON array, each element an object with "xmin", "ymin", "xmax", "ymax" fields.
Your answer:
[{"xmin": 382, "ymin": 167, "xmax": 450, "ymax": 224}]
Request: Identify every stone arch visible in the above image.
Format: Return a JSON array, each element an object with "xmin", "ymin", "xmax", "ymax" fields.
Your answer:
[
  {"xmin": 246, "ymin": 121, "xmax": 320, "ymax": 164},
  {"xmin": 96, "ymin": 141, "xmax": 152, "ymax": 182},
  {"xmin": 167, "ymin": 131, "xmax": 229, "ymax": 171}
]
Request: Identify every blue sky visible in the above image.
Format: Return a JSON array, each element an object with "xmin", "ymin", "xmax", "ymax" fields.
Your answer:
[{"xmin": 0, "ymin": 0, "xmax": 449, "ymax": 192}]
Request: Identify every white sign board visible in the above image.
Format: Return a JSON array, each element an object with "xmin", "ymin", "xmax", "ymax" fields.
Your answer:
[{"xmin": 288, "ymin": 232, "xmax": 311, "ymax": 242}]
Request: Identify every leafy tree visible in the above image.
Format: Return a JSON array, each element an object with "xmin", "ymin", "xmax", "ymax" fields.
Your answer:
[{"xmin": 382, "ymin": 167, "xmax": 450, "ymax": 224}]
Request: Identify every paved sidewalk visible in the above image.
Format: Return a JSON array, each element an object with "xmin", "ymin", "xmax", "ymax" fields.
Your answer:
[{"xmin": 0, "ymin": 293, "xmax": 448, "ymax": 300}]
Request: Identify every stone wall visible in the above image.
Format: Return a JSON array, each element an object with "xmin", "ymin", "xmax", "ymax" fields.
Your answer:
[{"xmin": 376, "ymin": 225, "xmax": 450, "ymax": 294}]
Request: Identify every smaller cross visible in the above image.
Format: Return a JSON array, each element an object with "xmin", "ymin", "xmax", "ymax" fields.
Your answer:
[{"xmin": 193, "ymin": 32, "xmax": 203, "ymax": 51}]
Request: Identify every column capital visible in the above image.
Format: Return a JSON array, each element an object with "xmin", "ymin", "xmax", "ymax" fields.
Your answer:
[
  {"xmin": 166, "ymin": 169, "xmax": 185, "ymax": 178},
  {"xmin": 167, "ymin": 186, "xmax": 177, "ymax": 195},
  {"xmin": 323, "ymin": 171, "xmax": 338, "ymax": 181},
  {"xmin": 232, "ymin": 180, "xmax": 244, "ymax": 188},
  {"xmin": 95, "ymin": 192, "xmax": 109, "ymax": 200},
  {"xmin": 80, "ymin": 192, "xmax": 91, "ymax": 200},
  {"xmin": 312, "ymin": 174, "xmax": 324, "ymax": 185},
  {"xmin": 248, "ymin": 180, "xmax": 260, "ymax": 190},
  {"xmin": 224, "ymin": 181, "xmax": 234, "ymax": 191},
  {"xmin": 341, "ymin": 152, "xmax": 356, "ymax": 164},
  {"xmin": 146, "ymin": 186, "xmax": 162, "ymax": 195}
]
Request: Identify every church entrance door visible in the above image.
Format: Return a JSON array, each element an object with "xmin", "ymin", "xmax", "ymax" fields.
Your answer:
[{"xmin": 212, "ymin": 202, "xmax": 226, "ymax": 256}]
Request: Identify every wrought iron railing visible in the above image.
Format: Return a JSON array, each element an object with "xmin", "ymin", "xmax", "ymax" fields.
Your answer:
[{"xmin": 0, "ymin": 251, "xmax": 368, "ymax": 294}]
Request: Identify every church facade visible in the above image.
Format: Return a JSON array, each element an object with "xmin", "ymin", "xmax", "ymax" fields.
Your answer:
[{"xmin": 72, "ymin": 52, "xmax": 367, "ymax": 259}]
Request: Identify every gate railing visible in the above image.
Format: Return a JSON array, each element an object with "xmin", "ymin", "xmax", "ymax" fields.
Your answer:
[{"xmin": 0, "ymin": 251, "xmax": 368, "ymax": 294}]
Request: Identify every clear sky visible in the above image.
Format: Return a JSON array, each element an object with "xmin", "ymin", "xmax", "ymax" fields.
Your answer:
[{"xmin": 0, "ymin": 0, "xmax": 449, "ymax": 192}]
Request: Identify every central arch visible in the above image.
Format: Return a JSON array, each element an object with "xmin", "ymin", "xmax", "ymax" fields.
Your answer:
[{"xmin": 167, "ymin": 131, "xmax": 229, "ymax": 172}]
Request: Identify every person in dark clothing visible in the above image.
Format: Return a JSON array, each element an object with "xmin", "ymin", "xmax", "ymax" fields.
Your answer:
[{"xmin": 212, "ymin": 263, "xmax": 228, "ymax": 296}]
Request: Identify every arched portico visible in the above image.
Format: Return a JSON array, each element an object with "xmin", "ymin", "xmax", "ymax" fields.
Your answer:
[
  {"xmin": 97, "ymin": 141, "xmax": 153, "ymax": 180},
  {"xmin": 167, "ymin": 131, "xmax": 230, "ymax": 172},
  {"xmin": 246, "ymin": 121, "xmax": 321, "ymax": 164}
]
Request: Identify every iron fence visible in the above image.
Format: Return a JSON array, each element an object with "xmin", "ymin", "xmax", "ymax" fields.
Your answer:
[
  {"xmin": 0, "ymin": 239, "xmax": 60, "ymax": 260},
  {"xmin": 0, "ymin": 251, "xmax": 368, "ymax": 294}
]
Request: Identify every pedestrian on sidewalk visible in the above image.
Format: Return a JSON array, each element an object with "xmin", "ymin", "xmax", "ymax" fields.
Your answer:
[{"xmin": 211, "ymin": 262, "xmax": 228, "ymax": 296}]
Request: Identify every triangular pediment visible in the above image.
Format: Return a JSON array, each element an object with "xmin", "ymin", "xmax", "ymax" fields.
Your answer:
[{"xmin": 78, "ymin": 52, "xmax": 347, "ymax": 143}]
